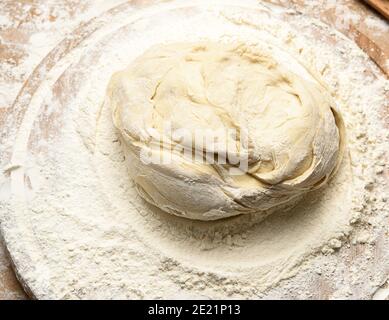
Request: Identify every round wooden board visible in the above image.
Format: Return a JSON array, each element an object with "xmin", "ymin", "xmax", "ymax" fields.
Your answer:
[{"xmin": 0, "ymin": 0, "xmax": 388, "ymax": 299}]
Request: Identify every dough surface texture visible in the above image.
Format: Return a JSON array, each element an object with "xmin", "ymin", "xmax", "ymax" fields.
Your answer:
[{"xmin": 108, "ymin": 42, "xmax": 345, "ymax": 220}]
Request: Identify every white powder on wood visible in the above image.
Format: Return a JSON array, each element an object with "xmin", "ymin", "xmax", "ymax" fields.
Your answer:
[{"xmin": 0, "ymin": 0, "xmax": 388, "ymax": 299}]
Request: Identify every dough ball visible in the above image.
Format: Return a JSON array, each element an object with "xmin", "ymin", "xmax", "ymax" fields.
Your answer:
[{"xmin": 107, "ymin": 42, "xmax": 345, "ymax": 220}]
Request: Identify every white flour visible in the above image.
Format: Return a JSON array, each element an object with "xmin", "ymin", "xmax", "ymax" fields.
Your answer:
[{"xmin": 0, "ymin": 0, "xmax": 388, "ymax": 299}]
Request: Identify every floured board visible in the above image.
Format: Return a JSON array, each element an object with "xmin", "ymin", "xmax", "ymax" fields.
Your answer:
[{"xmin": 0, "ymin": 0, "xmax": 388, "ymax": 299}]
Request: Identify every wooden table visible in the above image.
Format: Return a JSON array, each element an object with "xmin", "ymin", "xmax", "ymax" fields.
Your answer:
[{"xmin": 0, "ymin": 0, "xmax": 388, "ymax": 299}]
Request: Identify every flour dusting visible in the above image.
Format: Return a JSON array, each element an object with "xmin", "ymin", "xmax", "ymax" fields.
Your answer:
[{"xmin": 0, "ymin": 0, "xmax": 388, "ymax": 299}]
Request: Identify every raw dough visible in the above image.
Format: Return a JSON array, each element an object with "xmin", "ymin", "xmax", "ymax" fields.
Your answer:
[{"xmin": 107, "ymin": 42, "xmax": 345, "ymax": 220}]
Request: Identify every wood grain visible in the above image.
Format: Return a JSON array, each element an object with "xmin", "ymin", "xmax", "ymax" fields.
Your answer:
[{"xmin": 364, "ymin": 0, "xmax": 389, "ymax": 20}]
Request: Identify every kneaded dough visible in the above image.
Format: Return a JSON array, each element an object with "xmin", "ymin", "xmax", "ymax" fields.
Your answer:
[{"xmin": 107, "ymin": 42, "xmax": 345, "ymax": 220}]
